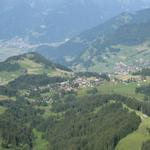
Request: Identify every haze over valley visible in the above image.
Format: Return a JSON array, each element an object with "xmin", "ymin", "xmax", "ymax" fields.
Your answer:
[{"xmin": 0, "ymin": 1, "xmax": 150, "ymax": 150}]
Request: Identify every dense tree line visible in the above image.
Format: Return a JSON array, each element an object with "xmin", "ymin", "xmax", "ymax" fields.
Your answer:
[
  {"xmin": 136, "ymin": 85, "xmax": 150, "ymax": 96},
  {"xmin": 54, "ymin": 63, "xmax": 72, "ymax": 72},
  {"xmin": 87, "ymin": 88, "xmax": 98, "ymax": 94},
  {"xmin": 0, "ymin": 97, "xmax": 45, "ymax": 149},
  {"xmin": 0, "ymin": 74, "xmax": 66, "ymax": 97},
  {"xmin": 0, "ymin": 62, "xmax": 20, "ymax": 72},
  {"xmin": 142, "ymin": 140, "xmax": 150, "ymax": 150},
  {"xmin": 106, "ymin": 94, "xmax": 150, "ymax": 117},
  {"xmin": 76, "ymin": 72, "xmax": 101, "ymax": 78},
  {"xmin": 52, "ymin": 93, "xmax": 150, "ymax": 119},
  {"xmin": 0, "ymin": 86, "xmax": 17, "ymax": 97},
  {"xmin": 75, "ymin": 72, "xmax": 110, "ymax": 81},
  {"xmin": 8, "ymin": 74, "xmax": 66, "ymax": 89},
  {"xmin": 44, "ymin": 94, "xmax": 141, "ymax": 150}
]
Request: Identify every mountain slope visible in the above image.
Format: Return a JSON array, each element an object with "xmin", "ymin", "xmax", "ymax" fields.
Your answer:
[
  {"xmin": 1, "ymin": 0, "xmax": 150, "ymax": 43},
  {"xmin": 0, "ymin": 52, "xmax": 71, "ymax": 85},
  {"xmin": 37, "ymin": 8, "xmax": 150, "ymax": 72}
]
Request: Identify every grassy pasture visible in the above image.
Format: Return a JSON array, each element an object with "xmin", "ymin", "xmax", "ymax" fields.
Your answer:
[
  {"xmin": 98, "ymin": 81, "xmax": 146, "ymax": 101},
  {"xmin": 33, "ymin": 129, "xmax": 49, "ymax": 150},
  {"xmin": 116, "ymin": 111, "xmax": 150, "ymax": 150}
]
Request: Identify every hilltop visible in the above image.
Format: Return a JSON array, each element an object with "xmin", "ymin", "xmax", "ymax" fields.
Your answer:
[{"xmin": 0, "ymin": 52, "xmax": 72, "ymax": 85}]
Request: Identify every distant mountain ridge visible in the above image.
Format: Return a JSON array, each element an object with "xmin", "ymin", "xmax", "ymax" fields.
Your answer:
[
  {"xmin": 36, "ymin": 7, "xmax": 150, "ymax": 72},
  {"xmin": 1, "ymin": 0, "xmax": 150, "ymax": 43}
]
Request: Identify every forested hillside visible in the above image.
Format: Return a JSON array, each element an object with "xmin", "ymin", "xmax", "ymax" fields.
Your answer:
[
  {"xmin": 37, "ymin": 8, "xmax": 150, "ymax": 72},
  {"xmin": 0, "ymin": 52, "xmax": 150, "ymax": 150},
  {"xmin": 0, "ymin": 94, "xmax": 142, "ymax": 150}
]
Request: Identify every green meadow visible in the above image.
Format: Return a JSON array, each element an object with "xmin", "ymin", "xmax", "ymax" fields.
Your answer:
[{"xmin": 116, "ymin": 111, "xmax": 150, "ymax": 150}]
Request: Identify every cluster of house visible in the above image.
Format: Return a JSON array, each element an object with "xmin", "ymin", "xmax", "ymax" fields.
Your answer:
[
  {"xmin": 74, "ymin": 77, "xmax": 101, "ymax": 88},
  {"xmin": 114, "ymin": 60, "xmax": 150, "ymax": 75},
  {"xmin": 25, "ymin": 76, "xmax": 103, "ymax": 103},
  {"xmin": 135, "ymin": 59, "xmax": 150, "ymax": 68},
  {"xmin": 58, "ymin": 77, "xmax": 102, "ymax": 92},
  {"xmin": 0, "ymin": 38, "xmax": 30, "ymax": 49},
  {"xmin": 30, "ymin": 71, "xmax": 148, "ymax": 97},
  {"xmin": 114, "ymin": 62, "xmax": 140, "ymax": 75},
  {"xmin": 111, "ymin": 75, "xmax": 147, "ymax": 85},
  {"xmin": 30, "ymin": 76, "xmax": 103, "ymax": 95}
]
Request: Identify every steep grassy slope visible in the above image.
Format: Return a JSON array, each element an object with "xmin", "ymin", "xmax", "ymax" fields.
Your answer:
[{"xmin": 116, "ymin": 110, "xmax": 150, "ymax": 150}]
